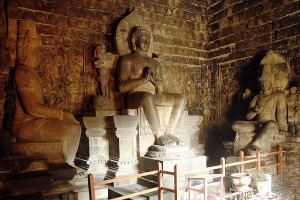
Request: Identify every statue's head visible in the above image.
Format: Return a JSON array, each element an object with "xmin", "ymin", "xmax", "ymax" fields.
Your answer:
[
  {"xmin": 131, "ymin": 26, "xmax": 150, "ymax": 52},
  {"xmin": 17, "ymin": 19, "xmax": 42, "ymax": 68},
  {"xmin": 261, "ymin": 50, "xmax": 289, "ymax": 91},
  {"xmin": 259, "ymin": 75, "xmax": 274, "ymax": 93},
  {"xmin": 94, "ymin": 44, "xmax": 106, "ymax": 58}
]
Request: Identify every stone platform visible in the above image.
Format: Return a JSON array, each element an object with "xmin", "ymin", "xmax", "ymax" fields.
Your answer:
[
  {"xmin": 108, "ymin": 184, "xmax": 173, "ymax": 200},
  {"xmin": 11, "ymin": 141, "xmax": 64, "ymax": 164},
  {"xmin": 139, "ymin": 155, "xmax": 207, "ymax": 189},
  {"xmin": 0, "ymin": 156, "xmax": 78, "ymax": 199}
]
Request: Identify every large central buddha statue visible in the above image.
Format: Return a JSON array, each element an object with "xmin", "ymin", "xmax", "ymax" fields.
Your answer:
[
  {"xmin": 11, "ymin": 19, "xmax": 81, "ymax": 165},
  {"xmin": 117, "ymin": 26, "xmax": 187, "ymax": 146}
]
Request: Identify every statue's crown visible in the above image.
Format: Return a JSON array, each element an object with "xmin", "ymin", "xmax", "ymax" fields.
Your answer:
[
  {"xmin": 260, "ymin": 50, "xmax": 286, "ymax": 65},
  {"xmin": 18, "ymin": 19, "xmax": 39, "ymax": 39}
]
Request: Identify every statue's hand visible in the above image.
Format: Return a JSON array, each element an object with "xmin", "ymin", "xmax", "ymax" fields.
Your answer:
[
  {"xmin": 143, "ymin": 67, "xmax": 152, "ymax": 82},
  {"xmin": 61, "ymin": 111, "xmax": 80, "ymax": 124},
  {"xmin": 52, "ymin": 97, "xmax": 63, "ymax": 108},
  {"xmin": 254, "ymin": 105, "xmax": 260, "ymax": 113}
]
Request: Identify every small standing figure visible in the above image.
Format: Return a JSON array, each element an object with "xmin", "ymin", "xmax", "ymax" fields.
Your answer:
[
  {"xmin": 286, "ymin": 84, "xmax": 300, "ymax": 135},
  {"xmin": 93, "ymin": 44, "xmax": 114, "ymax": 99}
]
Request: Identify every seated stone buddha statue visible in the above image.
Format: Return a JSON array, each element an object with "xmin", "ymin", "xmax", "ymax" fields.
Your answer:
[
  {"xmin": 11, "ymin": 19, "xmax": 81, "ymax": 165},
  {"xmin": 117, "ymin": 26, "xmax": 188, "ymax": 146}
]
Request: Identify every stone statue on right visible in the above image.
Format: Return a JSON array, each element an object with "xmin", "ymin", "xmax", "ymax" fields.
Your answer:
[
  {"xmin": 117, "ymin": 26, "xmax": 188, "ymax": 146},
  {"xmin": 233, "ymin": 51, "xmax": 288, "ymax": 155}
]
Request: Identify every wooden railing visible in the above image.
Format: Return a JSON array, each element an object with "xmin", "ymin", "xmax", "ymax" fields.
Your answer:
[
  {"xmin": 88, "ymin": 145, "xmax": 284, "ymax": 200},
  {"xmin": 180, "ymin": 145, "xmax": 283, "ymax": 181},
  {"xmin": 238, "ymin": 145, "xmax": 283, "ymax": 182},
  {"xmin": 88, "ymin": 162, "xmax": 179, "ymax": 200}
]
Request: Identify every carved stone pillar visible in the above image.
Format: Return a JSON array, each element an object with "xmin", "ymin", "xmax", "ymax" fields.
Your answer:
[
  {"xmin": 81, "ymin": 116, "xmax": 110, "ymax": 180},
  {"xmin": 105, "ymin": 115, "xmax": 139, "ymax": 186}
]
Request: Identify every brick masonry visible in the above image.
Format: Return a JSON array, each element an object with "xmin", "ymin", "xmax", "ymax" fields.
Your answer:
[
  {"xmin": 281, "ymin": 142, "xmax": 300, "ymax": 197},
  {"xmin": 0, "ymin": 0, "xmax": 299, "ymax": 154}
]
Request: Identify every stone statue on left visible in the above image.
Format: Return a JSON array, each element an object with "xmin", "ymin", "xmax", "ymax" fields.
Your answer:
[{"xmin": 11, "ymin": 19, "xmax": 81, "ymax": 165}]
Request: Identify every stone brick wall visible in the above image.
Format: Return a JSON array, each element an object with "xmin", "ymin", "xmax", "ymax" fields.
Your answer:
[
  {"xmin": 0, "ymin": 0, "xmax": 209, "ymax": 140},
  {"xmin": 281, "ymin": 142, "xmax": 300, "ymax": 197},
  {"xmin": 207, "ymin": 0, "xmax": 300, "ymax": 132}
]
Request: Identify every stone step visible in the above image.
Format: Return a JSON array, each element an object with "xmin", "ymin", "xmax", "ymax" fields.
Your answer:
[
  {"xmin": 272, "ymin": 185, "xmax": 294, "ymax": 199},
  {"xmin": 11, "ymin": 171, "xmax": 52, "ymax": 191},
  {"xmin": 108, "ymin": 184, "xmax": 174, "ymax": 200},
  {"xmin": 74, "ymin": 185, "xmax": 108, "ymax": 200}
]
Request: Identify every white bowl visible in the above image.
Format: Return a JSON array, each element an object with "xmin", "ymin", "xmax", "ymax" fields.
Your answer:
[{"xmin": 231, "ymin": 173, "xmax": 252, "ymax": 191}]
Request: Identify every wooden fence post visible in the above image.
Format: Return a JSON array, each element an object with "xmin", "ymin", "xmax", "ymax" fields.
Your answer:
[
  {"xmin": 256, "ymin": 151, "xmax": 261, "ymax": 172},
  {"xmin": 88, "ymin": 173, "xmax": 96, "ymax": 200},
  {"xmin": 220, "ymin": 157, "xmax": 226, "ymax": 175},
  {"xmin": 158, "ymin": 162, "xmax": 163, "ymax": 200},
  {"xmin": 174, "ymin": 165, "xmax": 180, "ymax": 200},
  {"xmin": 239, "ymin": 151, "xmax": 244, "ymax": 173},
  {"xmin": 278, "ymin": 145, "xmax": 283, "ymax": 183}
]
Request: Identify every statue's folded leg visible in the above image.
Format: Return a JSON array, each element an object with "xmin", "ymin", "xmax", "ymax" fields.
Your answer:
[
  {"xmin": 127, "ymin": 92, "xmax": 177, "ymax": 146},
  {"xmin": 127, "ymin": 91, "xmax": 161, "ymax": 134},
  {"xmin": 154, "ymin": 93, "xmax": 187, "ymax": 136},
  {"xmin": 251, "ymin": 120, "xmax": 278, "ymax": 152},
  {"xmin": 13, "ymin": 119, "xmax": 81, "ymax": 165}
]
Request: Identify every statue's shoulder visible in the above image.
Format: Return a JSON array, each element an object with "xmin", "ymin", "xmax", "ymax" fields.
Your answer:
[
  {"xmin": 14, "ymin": 66, "xmax": 34, "ymax": 75},
  {"xmin": 119, "ymin": 54, "xmax": 133, "ymax": 62}
]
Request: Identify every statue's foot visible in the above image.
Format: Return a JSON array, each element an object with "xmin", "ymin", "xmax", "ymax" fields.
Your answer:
[
  {"xmin": 246, "ymin": 148, "xmax": 256, "ymax": 156},
  {"xmin": 156, "ymin": 135, "xmax": 176, "ymax": 146},
  {"xmin": 165, "ymin": 134, "xmax": 184, "ymax": 145},
  {"xmin": 246, "ymin": 144, "xmax": 260, "ymax": 156}
]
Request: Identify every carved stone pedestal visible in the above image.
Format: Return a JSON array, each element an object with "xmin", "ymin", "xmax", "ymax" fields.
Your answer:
[
  {"xmin": 79, "ymin": 116, "xmax": 110, "ymax": 181},
  {"xmin": 81, "ymin": 115, "xmax": 139, "ymax": 186},
  {"xmin": 12, "ymin": 142, "xmax": 64, "ymax": 164},
  {"xmin": 146, "ymin": 145, "xmax": 195, "ymax": 159}
]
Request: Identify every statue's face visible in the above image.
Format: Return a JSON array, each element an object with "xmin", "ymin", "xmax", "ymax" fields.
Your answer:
[
  {"xmin": 260, "ymin": 80, "xmax": 272, "ymax": 92},
  {"xmin": 26, "ymin": 37, "xmax": 41, "ymax": 68},
  {"xmin": 136, "ymin": 33, "xmax": 150, "ymax": 52}
]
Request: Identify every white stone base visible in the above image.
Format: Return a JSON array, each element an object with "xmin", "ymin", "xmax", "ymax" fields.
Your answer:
[{"xmin": 139, "ymin": 155, "xmax": 207, "ymax": 188}]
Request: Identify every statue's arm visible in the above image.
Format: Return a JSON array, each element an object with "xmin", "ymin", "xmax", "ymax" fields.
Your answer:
[
  {"xmin": 17, "ymin": 89, "xmax": 61, "ymax": 119},
  {"xmin": 246, "ymin": 95, "xmax": 259, "ymax": 120},
  {"xmin": 152, "ymin": 62, "xmax": 165, "ymax": 94},
  {"xmin": 117, "ymin": 57, "xmax": 150, "ymax": 93},
  {"xmin": 14, "ymin": 71, "xmax": 78, "ymax": 123},
  {"xmin": 276, "ymin": 94, "xmax": 288, "ymax": 131}
]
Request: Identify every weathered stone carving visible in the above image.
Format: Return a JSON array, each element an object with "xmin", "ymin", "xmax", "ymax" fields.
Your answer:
[
  {"xmin": 92, "ymin": 44, "xmax": 116, "ymax": 111},
  {"xmin": 286, "ymin": 83, "xmax": 300, "ymax": 135},
  {"xmin": 233, "ymin": 51, "xmax": 288, "ymax": 155},
  {"xmin": 93, "ymin": 44, "xmax": 114, "ymax": 99},
  {"xmin": 11, "ymin": 19, "xmax": 81, "ymax": 165},
  {"xmin": 117, "ymin": 25, "xmax": 188, "ymax": 146}
]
